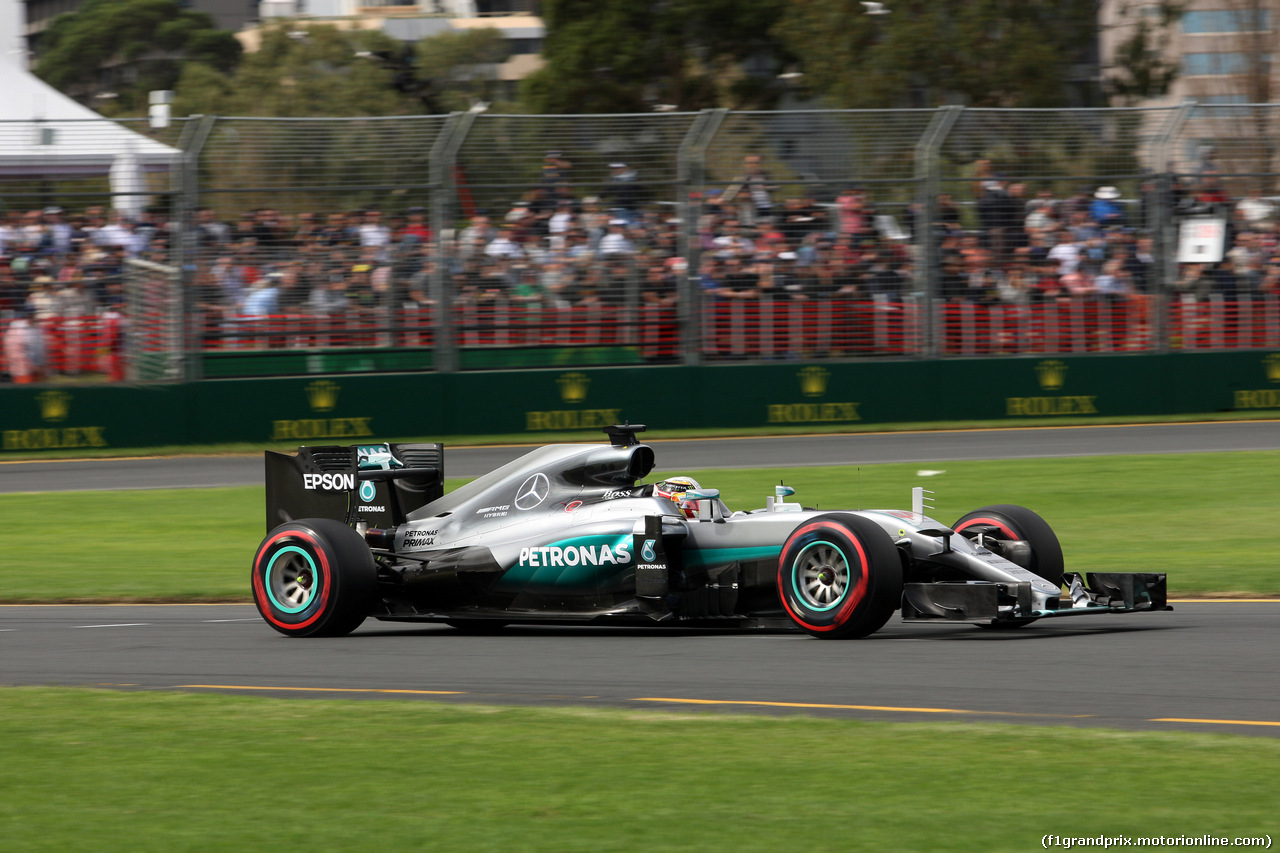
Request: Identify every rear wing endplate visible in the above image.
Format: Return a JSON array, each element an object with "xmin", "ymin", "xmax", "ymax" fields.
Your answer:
[{"xmin": 265, "ymin": 443, "xmax": 444, "ymax": 532}]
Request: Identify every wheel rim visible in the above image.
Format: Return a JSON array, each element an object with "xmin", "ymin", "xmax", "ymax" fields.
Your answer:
[
  {"xmin": 793, "ymin": 541, "xmax": 850, "ymax": 611},
  {"xmin": 265, "ymin": 545, "xmax": 320, "ymax": 614}
]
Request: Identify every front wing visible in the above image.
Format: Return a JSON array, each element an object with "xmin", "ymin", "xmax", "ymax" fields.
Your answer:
[{"xmin": 900, "ymin": 572, "xmax": 1169, "ymax": 625}]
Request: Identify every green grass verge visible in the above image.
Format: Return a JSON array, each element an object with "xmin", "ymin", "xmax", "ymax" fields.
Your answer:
[
  {"xmin": 2, "ymin": 688, "xmax": 1277, "ymax": 853},
  {"xmin": 2, "ymin": 452, "xmax": 1277, "ymax": 601}
]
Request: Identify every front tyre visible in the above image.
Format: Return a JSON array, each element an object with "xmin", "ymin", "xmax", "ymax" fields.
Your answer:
[
  {"xmin": 777, "ymin": 514, "xmax": 903, "ymax": 639},
  {"xmin": 952, "ymin": 504, "xmax": 1063, "ymax": 588},
  {"xmin": 252, "ymin": 518, "xmax": 376, "ymax": 637}
]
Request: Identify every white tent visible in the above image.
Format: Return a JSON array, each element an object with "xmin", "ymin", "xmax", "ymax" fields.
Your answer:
[{"xmin": 0, "ymin": 2, "xmax": 181, "ymax": 217}]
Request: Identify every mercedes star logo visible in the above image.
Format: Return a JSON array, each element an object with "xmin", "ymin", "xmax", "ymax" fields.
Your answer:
[{"xmin": 515, "ymin": 473, "xmax": 550, "ymax": 510}]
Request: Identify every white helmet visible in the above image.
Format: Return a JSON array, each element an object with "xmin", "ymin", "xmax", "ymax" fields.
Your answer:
[{"xmin": 655, "ymin": 476, "xmax": 702, "ymax": 517}]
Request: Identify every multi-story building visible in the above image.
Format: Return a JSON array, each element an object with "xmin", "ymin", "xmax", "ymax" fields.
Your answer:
[
  {"xmin": 1101, "ymin": 0, "xmax": 1278, "ymax": 106},
  {"xmin": 1100, "ymin": 1, "xmax": 1278, "ymax": 183}
]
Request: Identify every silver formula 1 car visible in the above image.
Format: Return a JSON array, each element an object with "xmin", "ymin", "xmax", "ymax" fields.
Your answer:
[{"xmin": 252, "ymin": 424, "xmax": 1168, "ymax": 639}]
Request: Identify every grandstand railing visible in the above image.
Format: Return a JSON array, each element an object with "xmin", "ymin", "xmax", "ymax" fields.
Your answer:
[{"xmin": 6, "ymin": 293, "xmax": 1277, "ymax": 383}]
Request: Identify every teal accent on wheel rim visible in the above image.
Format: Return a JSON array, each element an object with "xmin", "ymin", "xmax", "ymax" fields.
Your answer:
[
  {"xmin": 265, "ymin": 545, "xmax": 320, "ymax": 614},
  {"xmin": 791, "ymin": 540, "xmax": 850, "ymax": 612}
]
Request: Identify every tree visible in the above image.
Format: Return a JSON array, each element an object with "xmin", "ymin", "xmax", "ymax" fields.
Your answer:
[
  {"xmin": 772, "ymin": 0, "xmax": 1101, "ymax": 108},
  {"xmin": 174, "ymin": 25, "xmax": 418, "ymax": 117},
  {"xmin": 1104, "ymin": 1, "xmax": 1184, "ymax": 105},
  {"xmin": 34, "ymin": 0, "xmax": 241, "ymax": 115},
  {"xmin": 415, "ymin": 28, "xmax": 511, "ymax": 113},
  {"xmin": 519, "ymin": 0, "xmax": 791, "ymax": 114}
]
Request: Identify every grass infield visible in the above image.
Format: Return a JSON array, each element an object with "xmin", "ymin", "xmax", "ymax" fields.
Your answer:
[
  {"xmin": 1, "ymin": 451, "xmax": 1276, "ymax": 601},
  {"xmin": 1, "ymin": 687, "xmax": 1278, "ymax": 852}
]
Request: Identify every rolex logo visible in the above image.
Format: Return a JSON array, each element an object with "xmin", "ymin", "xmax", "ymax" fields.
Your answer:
[
  {"xmin": 306, "ymin": 380, "xmax": 340, "ymax": 412},
  {"xmin": 798, "ymin": 366, "xmax": 829, "ymax": 398},
  {"xmin": 1035, "ymin": 360, "xmax": 1068, "ymax": 392},
  {"xmin": 38, "ymin": 390, "xmax": 71, "ymax": 422},
  {"xmin": 558, "ymin": 372, "xmax": 590, "ymax": 404},
  {"xmin": 1264, "ymin": 353, "xmax": 1280, "ymax": 383}
]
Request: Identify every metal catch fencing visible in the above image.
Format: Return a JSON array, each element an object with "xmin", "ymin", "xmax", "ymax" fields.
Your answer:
[{"xmin": 2, "ymin": 103, "xmax": 1279, "ymax": 383}]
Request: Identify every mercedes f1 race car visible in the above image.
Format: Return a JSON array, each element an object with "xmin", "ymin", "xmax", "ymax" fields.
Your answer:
[{"xmin": 252, "ymin": 424, "xmax": 1169, "ymax": 639}]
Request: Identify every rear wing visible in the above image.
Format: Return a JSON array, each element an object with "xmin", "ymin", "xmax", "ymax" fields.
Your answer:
[{"xmin": 265, "ymin": 443, "xmax": 444, "ymax": 532}]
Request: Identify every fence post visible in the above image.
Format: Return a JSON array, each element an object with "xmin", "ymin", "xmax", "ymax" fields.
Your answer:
[
  {"xmin": 429, "ymin": 110, "xmax": 480, "ymax": 373},
  {"xmin": 914, "ymin": 105, "xmax": 963, "ymax": 359},
  {"xmin": 676, "ymin": 108, "xmax": 728, "ymax": 366},
  {"xmin": 177, "ymin": 115, "xmax": 218, "ymax": 381},
  {"xmin": 1151, "ymin": 101, "xmax": 1195, "ymax": 355}
]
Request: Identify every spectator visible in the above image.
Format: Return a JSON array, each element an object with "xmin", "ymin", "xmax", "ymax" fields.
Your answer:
[
  {"xmin": 1226, "ymin": 231, "xmax": 1262, "ymax": 293},
  {"xmin": 457, "ymin": 215, "xmax": 497, "ymax": 261},
  {"xmin": 548, "ymin": 200, "xmax": 576, "ymax": 246},
  {"xmin": 1089, "ymin": 186, "xmax": 1127, "ymax": 229},
  {"xmin": 1120, "ymin": 235, "xmax": 1155, "ymax": 294},
  {"xmin": 541, "ymin": 150, "xmax": 572, "ymax": 191},
  {"xmin": 1061, "ymin": 270, "xmax": 1097, "ymax": 298},
  {"xmin": 3, "ymin": 307, "xmax": 45, "ymax": 383},
  {"xmin": 597, "ymin": 220, "xmax": 636, "ymax": 257},
  {"xmin": 55, "ymin": 275, "xmax": 96, "ymax": 318},
  {"xmin": 42, "ymin": 207, "xmax": 73, "ymax": 254},
  {"xmin": 26, "ymin": 275, "xmax": 59, "ymax": 320},
  {"xmin": 779, "ymin": 195, "xmax": 827, "ymax": 247},
  {"xmin": 195, "ymin": 207, "xmax": 231, "ymax": 255},
  {"xmin": 721, "ymin": 154, "xmax": 777, "ymax": 225},
  {"xmin": 604, "ymin": 162, "xmax": 641, "ymax": 223},
  {"xmin": 835, "ymin": 185, "xmax": 874, "ymax": 242},
  {"xmin": 1094, "ymin": 258, "xmax": 1132, "ymax": 302},
  {"xmin": 1047, "ymin": 229, "xmax": 1082, "ymax": 276},
  {"xmin": 640, "ymin": 258, "xmax": 680, "ymax": 307},
  {"xmin": 1173, "ymin": 263, "xmax": 1212, "ymax": 300},
  {"xmin": 402, "ymin": 206, "xmax": 433, "ymax": 244},
  {"xmin": 242, "ymin": 272, "xmax": 281, "ymax": 317},
  {"xmin": 1259, "ymin": 260, "xmax": 1280, "ymax": 296},
  {"xmin": 308, "ymin": 273, "xmax": 350, "ymax": 315},
  {"xmin": 484, "ymin": 225, "xmax": 524, "ymax": 260},
  {"xmin": 358, "ymin": 209, "xmax": 391, "ymax": 250},
  {"xmin": 932, "ymin": 193, "xmax": 964, "ymax": 236}
]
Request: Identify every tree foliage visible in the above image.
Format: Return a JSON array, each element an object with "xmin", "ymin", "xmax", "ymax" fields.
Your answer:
[
  {"xmin": 174, "ymin": 25, "xmax": 416, "ymax": 117},
  {"xmin": 414, "ymin": 28, "xmax": 510, "ymax": 113},
  {"xmin": 1105, "ymin": 2, "xmax": 1184, "ymax": 104},
  {"xmin": 173, "ymin": 24, "xmax": 519, "ymax": 117},
  {"xmin": 34, "ymin": 0, "xmax": 241, "ymax": 114},
  {"xmin": 772, "ymin": 0, "xmax": 1102, "ymax": 108},
  {"xmin": 519, "ymin": 0, "xmax": 792, "ymax": 113}
]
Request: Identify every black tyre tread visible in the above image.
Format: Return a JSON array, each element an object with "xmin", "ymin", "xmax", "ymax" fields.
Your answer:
[
  {"xmin": 252, "ymin": 518, "xmax": 376, "ymax": 638},
  {"xmin": 953, "ymin": 504, "xmax": 1064, "ymax": 588},
  {"xmin": 778, "ymin": 513, "xmax": 903, "ymax": 640}
]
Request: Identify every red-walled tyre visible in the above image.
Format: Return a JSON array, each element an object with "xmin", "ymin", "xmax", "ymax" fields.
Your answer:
[
  {"xmin": 251, "ymin": 518, "xmax": 376, "ymax": 638},
  {"xmin": 952, "ymin": 504, "xmax": 1064, "ymax": 587},
  {"xmin": 777, "ymin": 514, "xmax": 903, "ymax": 639}
]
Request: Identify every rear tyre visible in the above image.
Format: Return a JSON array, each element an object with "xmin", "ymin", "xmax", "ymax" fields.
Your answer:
[
  {"xmin": 777, "ymin": 514, "xmax": 903, "ymax": 639},
  {"xmin": 252, "ymin": 518, "xmax": 376, "ymax": 637}
]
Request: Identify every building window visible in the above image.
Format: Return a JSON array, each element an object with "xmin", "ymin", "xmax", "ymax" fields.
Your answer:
[
  {"xmin": 1183, "ymin": 9, "xmax": 1271, "ymax": 34},
  {"xmin": 1182, "ymin": 51, "xmax": 1271, "ymax": 76}
]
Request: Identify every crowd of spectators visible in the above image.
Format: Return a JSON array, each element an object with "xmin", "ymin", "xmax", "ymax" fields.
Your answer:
[{"xmin": 4, "ymin": 149, "xmax": 1280, "ymax": 382}]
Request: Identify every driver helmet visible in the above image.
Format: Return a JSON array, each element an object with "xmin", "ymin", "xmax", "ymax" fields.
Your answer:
[{"xmin": 655, "ymin": 476, "xmax": 702, "ymax": 518}]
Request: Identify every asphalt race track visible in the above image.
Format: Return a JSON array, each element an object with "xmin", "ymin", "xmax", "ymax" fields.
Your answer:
[
  {"xmin": 2, "ymin": 602, "xmax": 1278, "ymax": 736},
  {"xmin": 3, "ymin": 420, "xmax": 1279, "ymax": 493},
  {"xmin": 3, "ymin": 421, "xmax": 1278, "ymax": 735}
]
